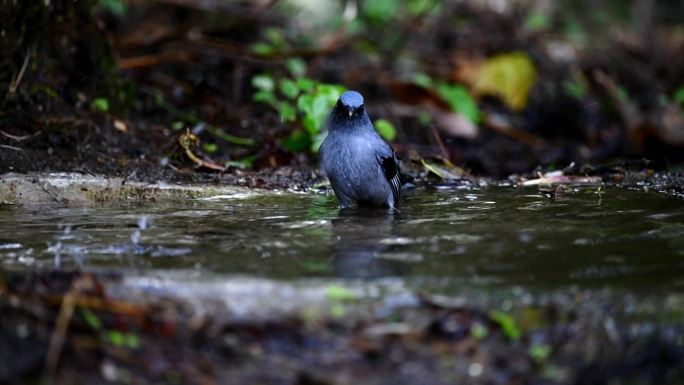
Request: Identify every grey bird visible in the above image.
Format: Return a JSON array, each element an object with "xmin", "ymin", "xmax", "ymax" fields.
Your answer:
[{"xmin": 320, "ymin": 90, "xmax": 401, "ymax": 210}]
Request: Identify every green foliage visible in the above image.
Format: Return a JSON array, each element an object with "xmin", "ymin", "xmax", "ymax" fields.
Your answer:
[
  {"xmin": 202, "ymin": 143, "xmax": 218, "ymax": 153},
  {"xmin": 617, "ymin": 86, "xmax": 629, "ymax": 102},
  {"xmin": 91, "ymin": 97, "xmax": 109, "ymax": 112},
  {"xmin": 525, "ymin": 12, "xmax": 551, "ymax": 32},
  {"xmin": 97, "ymin": 0, "xmax": 128, "ymax": 16},
  {"xmin": 225, "ymin": 155, "xmax": 256, "ymax": 170},
  {"xmin": 436, "ymin": 83, "xmax": 481, "ymax": 124},
  {"xmin": 325, "ymin": 284, "xmax": 358, "ymax": 319},
  {"xmin": 529, "ymin": 343, "xmax": 552, "ymax": 362},
  {"xmin": 250, "ymin": 27, "xmax": 290, "ymax": 56},
  {"xmin": 674, "ymin": 87, "xmax": 684, "ymax": 106},
  {"xmin": 564, "ymin": 79, "xmax": 587, "ymax": 99},
  {"xmin": 408, "ymin": 0, "xmax": 438, "ymax": 15},
  {"xmin": 286, "ymin": 58, "xmax": 307, "ymax": 78},
  {"xmin": 81, "ymin": 309, "xmax": 102, "ymax": 330},
  {"xmin": 374, "ymin": 119, "xmax": 397, "ymax": 141},
  {"xmin": 412, "ymin": 73, "xmax": 433, "ymax": 88},
  {"xmin": 414, "ymin": 72, "xmax": 480, "ymax": 123},
  {"xmin": 325, "ymin": 285, "xmax": 358, "ymax": 302},
  {"xmin": 361, "ymin": 0, "xmax": 437, "ymax": 25},
  {"xmin": 252, "ymin": 61, "xmax": 345, "ymax": 153},
  {"xmin": 362, "ymin": 0, "xmax": 400, "ymax": 25},
  {"xmin": 489, "ymin": 310, "xmax": 521, "ymax": 340},
  {"xmin": 470, "ymin": 322, "xmax": 488, "ymax": 340},
  {"xmin": 107, "ymin": 330, "xmax": 140, "ymax": 349},
  {"xmin": 153, "ymin": 93, "xmax": 254, "ymax": 146}
]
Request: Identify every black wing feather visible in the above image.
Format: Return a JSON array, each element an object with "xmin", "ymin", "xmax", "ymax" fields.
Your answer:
[{"xmin": 377, "ymin": 153, "xmax": 401, "ymax": 203}]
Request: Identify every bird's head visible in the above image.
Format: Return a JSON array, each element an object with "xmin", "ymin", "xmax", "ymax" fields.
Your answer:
[{"xmin": 336, "ymin": 90, "xmax": 365, "ymax": 118}]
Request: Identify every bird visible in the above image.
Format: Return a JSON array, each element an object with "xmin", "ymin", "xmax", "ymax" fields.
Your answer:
[{"xmin": 320, "ymin": 90, "xmax": 401, "ymax": 210}]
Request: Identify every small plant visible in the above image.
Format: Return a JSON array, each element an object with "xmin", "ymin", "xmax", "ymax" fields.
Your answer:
[
  {"xmin": 252, "ymin": 60, "xmax": 345, "ymax": 152},
  {"xmin": 412, "ymin": 73, "xmax": 481, "ymax": 124},
  {"xmin": 675, "ymin": 86, "xmax": 684, "ymax": 107},
  {"xmin": 253, "ymin": 67, "xmax": 398, "ymax": 152}
]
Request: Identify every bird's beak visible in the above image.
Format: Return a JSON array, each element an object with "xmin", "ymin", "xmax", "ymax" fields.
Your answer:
[{"xmin": 348, "ymin": 110, "xmax": 353, "ymax": 117}]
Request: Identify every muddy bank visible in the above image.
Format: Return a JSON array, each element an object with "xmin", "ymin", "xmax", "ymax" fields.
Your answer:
[{"xmin": 1, "ymin": 168, "xmax": 683, "ymax": 206}]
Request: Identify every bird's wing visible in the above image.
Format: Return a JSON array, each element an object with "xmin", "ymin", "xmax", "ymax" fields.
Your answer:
[{"xmin": 377, "ymin": 150, "xmax": 401, "ymax": 203}]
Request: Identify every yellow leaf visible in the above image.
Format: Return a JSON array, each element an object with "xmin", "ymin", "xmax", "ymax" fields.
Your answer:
[{"xmin": 472, "ymin": 52, "xmax": 537, "ymax": 111}]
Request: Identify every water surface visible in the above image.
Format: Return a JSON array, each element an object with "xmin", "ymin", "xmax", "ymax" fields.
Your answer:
[{"xmin": 1, "ymin": 186, "xmax": 683, "ymax": 293}]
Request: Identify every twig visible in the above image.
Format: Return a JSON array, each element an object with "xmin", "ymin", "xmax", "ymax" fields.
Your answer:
[
  {"xmin": 44, "ymin": 277, "xmax": 90, "ymax": 381},
  {"xmin": 9, "ymin": 49, "xmax": 31, "ymax": 94},
  {"xmin": 0, "ymin": 129, "xmax": 42, "ymax": 141},
  {"xmin": 483, "ymin": 113, "xmax": 547, "ymax": 149},
  {"xmin": 0, "ymin": 144, "xmax": 24, "ymax": 152},
  {"xmin": 118, "ymin": 51, "xmax": 193, "ymax": 70},
  {"xmin": 430, "ymin": 124, "xmax": 450, "ymax": 161}
]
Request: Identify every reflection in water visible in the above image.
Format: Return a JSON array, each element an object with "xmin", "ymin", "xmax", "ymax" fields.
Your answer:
[{"xmin": 329, "ymin": 208, "xmax": 408, "ymax": 278}]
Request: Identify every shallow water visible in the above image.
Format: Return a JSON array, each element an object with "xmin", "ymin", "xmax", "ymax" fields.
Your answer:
[{"xmin": 1, "ymin": 186, "xmax": 683, "ymax": 293}]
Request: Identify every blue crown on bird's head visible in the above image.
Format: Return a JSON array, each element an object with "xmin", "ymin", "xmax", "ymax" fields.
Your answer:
[{"xmin": 339, "ymin": 91, "xmax": 364, "ymax": 109}]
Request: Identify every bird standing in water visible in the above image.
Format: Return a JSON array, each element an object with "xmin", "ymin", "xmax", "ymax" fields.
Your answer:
[{"xmin": 320, "ymin": 90, "xmax": 401, "ymax": 210}]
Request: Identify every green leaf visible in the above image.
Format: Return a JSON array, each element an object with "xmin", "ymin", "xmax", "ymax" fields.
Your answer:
[
  {"xmin": 282, "ymin": 130, "xmax": 311, "ymax": 152},
  {"xmin": 298, "ymin": 93, "xmax": 331, "ymax": 135},
  {"xmin": 436, "ymin": 83, "xmax": 480, "ymax": 123},
  {"xmin": 330, "ymin": 303, "xmax": 346, "ymax": 319},
  {"xmin": 92, "ymin": 97, "xmax": 109, "ymax": 112},
  {"xmin": 296, "ymin": 78, "xmax": 316, "ymax": 92},
  {"xmin": 420, "ymin": 158, "xmax": 464, "ymax": 180},
  {"xmin": 564, "ymin": 79, "xmax": 586, "ymax": 99},
  {"xmin": 489, "ymin": 310, "xmax": 521, "ymax": 340},
  {"xmin": 418, "ymin": 111, "xmax": 432, "ymax": 126},
  {"xmin": 107, "ymin": 330, "xmax": 140, "ymax": 349},
  {"xmin": 617, "ymin": 86, "xmax": 629, "ymax": 102},
  {"xmin": 226, "ymin": 155, "xmax": 256, "ymax": 169},
  {"xmin": 412, "ymin": 73, "xmax": 433, "ymax": 88},
  {"xmin": 171, "ymin": 121, "xmax": 185, "ymax": 131},
  {"xmin": 408, "ymin": 0, "xmax": 434, "ymax": 15},
  {"xmin": 316, "ymin": 84, "xmax": 346, "ymax": 104},
  {"xmin": 311, "ymin": 130, "xmax": 327, "ymax": 153},
  {"xmin": 124, "ymin": 333, "xmax": 140, "ymax": 349},
  {"xmin": 471, "ymin": 323, "xmax": 488, "ymax": 340},
  {"xmin": 107, "ymin": 330, "xmax": 125, "ymax": 346},
  {"xmin": 265, "ymin": 27, "xmax": 287, "ymax": 48},
  {"xmin": 374, "ymin": 119, "xmax": 396, "ymax": 141},
  {"xmin": 202, "ymin": 143, "xmax": 218, "ymax": 153},
  {"xmin": 276, "ymin": 101, "xmax": 297, "ymax": 122},
  {"xmin": 279, "ymin": 79, "xmax": 299, "ymax": 100},
  {"xmin": 325, "ymin": 285, "xmax": 357, "ymax": 302},
  {"xmin": 205, "ymin": 126, "xmax": 255, "ymax": 146},
  {"xmin": 98, "ymin": 0, "xmax": 127, "ymax": 16},
  {"xmin": 529, "ymin": 344, "xmax": 551, "ymax": 361},
  {"xmin": 362, "ymin": 0, "xmax": 400, "ymax": 24},
  {"xmin": 674, "ymin": 86, "xmax": 684, "ymax": 106},
  {"xmin": 81, "ymin": 309, "xmax": 102, "ymax": 330},
  {"xmin": 253, "ymin": 90, "xmax": 277, "ymax": 106},
  {"xmin": 252, "ymin": 74, "xmax": 275, "ymax": 92},
  {"xmin": 250, "ymin": 42, "xmax": 274, "ymax": 56},
  {"xmin": 286, "ymin": 58, "xmax": 307, "ymax": 78},
  {"xmin": 525, "ymin": 12, "xmax": 550, "ymax": 31}
]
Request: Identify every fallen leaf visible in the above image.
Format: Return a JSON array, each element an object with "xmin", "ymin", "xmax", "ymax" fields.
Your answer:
[{"xmin": 469, "ymin": 52, "xmax": 537, "ymax": 111}]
